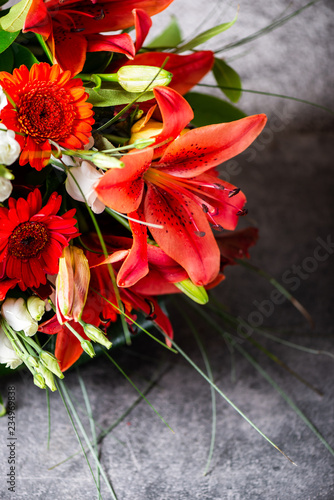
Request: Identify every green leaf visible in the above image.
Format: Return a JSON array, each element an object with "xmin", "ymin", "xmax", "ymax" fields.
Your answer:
[
  {"xmin": 213, "ymin": 58, "xmax": 242, "ymax": 103},
  {"xmin": 0, "ymin": 28, "xmax": 19, "ymax": 54},
  {"xmin": 185, "ymin": 92, "xmax": 246, "ymax": 127},
  {"xmin": 11, "ymin": 42, "xmax": 39, "ymax": 68},
  {"xmin": 0, "ymin": 0, "xmax": 33, "ymax": 32},
  {"xmin": 175, "ymin": 11, "xmax": 237, "ymax": 53},
  {"xmin": 0, "ymin": 46, "xmax": 14, "ymax": 72},
  {"xmin": 86, "ymin": 83, "xmax": 154, "ymax": 107},
  {"xmin": 148, "ymin": 15, "xmax": 182, "ymax": 48}
]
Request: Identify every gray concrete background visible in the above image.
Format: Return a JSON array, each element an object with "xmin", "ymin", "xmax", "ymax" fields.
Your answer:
[{"xmin": 0, "ymin": 0, "xmax": 333, "ymax": 499}]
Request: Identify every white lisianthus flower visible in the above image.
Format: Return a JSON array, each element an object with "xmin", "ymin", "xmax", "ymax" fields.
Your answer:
[
  {"xmin": 0, "ymin": 327, "xmax": 23, "ymax": 369},
  {"xmin": 0, "ymin": 176, "xmax": 12, "ymax": 202},
  {"xmin": 0, "ymin": 127, "xmax": 21, "ymax": 165},
  {"xmin": 1, "ymin": 298, "xmax": 38, "ymax": 337},
  {"xmin": 65, "ymin": 161, "xmax": 105, "ymax": 214}
]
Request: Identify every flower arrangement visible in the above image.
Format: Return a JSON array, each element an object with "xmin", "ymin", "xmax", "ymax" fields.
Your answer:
[{"xmin": 0, "ymin": 0, "xmax": 333, "ymax": 497}]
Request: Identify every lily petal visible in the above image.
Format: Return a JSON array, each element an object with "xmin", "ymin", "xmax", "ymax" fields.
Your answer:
[
  {"xmin": 151, "ymin": 86, "xmax": 194, "ymax": 157},
  {"xmin": 95, "ymin": 148, "xmax": 153, "ymax": 212},
  {"xmin": 117, "ymin": 209, "xmax": 149, "ymax": 287},
  {"xmin": 133, "ymin": 8, "xmax": 152, "ymax": 52},
  {"xmin": 24, "ymin": 0, "xmax": 52, "ymax": 38},
  {"xmin": 144, "ymin": 184, "xmax": 220, "ymax": 285},
  {"xmin": 87, "ymin": 33, "xmax": 135, "ymax": 59},
  {"xmin": 158, "ymin": 114, "xmax": 267, "ymax": 178}
]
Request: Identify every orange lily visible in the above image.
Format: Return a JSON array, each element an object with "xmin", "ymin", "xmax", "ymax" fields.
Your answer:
[{"xmin": 95, "ymin": 87, "xmax": 267, "ymax": 286}]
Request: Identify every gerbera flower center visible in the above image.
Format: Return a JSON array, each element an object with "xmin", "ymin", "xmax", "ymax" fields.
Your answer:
[
  {"xmin": 17, "ymin": 81, "xmax": 77, "ymax": 143},
  {"xmin": 8, "ymin": 222, "xmax": 49, "ymax": 260}
]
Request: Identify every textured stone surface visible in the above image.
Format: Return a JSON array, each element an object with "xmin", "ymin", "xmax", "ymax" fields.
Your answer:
[{"xmin": 0, "ymin": 0, "xmax": 333, "ymax": 499}]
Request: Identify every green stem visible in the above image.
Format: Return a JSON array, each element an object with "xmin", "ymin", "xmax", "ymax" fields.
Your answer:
[
  {"xmin": 197, "ymin": 83, "xmax": 334, "ymax": 116},
  {"xmin": 35, "ymin": 34, "xmax": 53, "ymax": 63}
]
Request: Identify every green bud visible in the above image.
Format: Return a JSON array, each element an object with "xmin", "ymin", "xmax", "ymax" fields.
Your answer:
[
  {"xmin": 40, "ymin": 352, "xmax": 64, "ymax": 379},
  {"xmin": 27, "ymin": 355, "xmax": 39, "ymax": 368},
  {"xmin": 83, "ymin": 324, "xmax": 112, "ymax": 349},
  {"xmin": 117, "ymin": 65, "xmax": 172, "ymax": 93},
  {"xmin": 27, "ymin": 296, "xmax": 45, "ymax": 321},
  {"xmin": 80, "ymin": 340, "xmax": 96, "ymax": 358},
  {"xmin": 37, "ymin": 365, "xmax": 57, "ymax": 392},
  {"xmin": 0, "ymin": 164, "xmax": 14, "ymax": 180},
  {"xmin": 34, "ymin": 373, "xmax": 46, "ymax": 389},
  {"xmin": 174, "ymin": 279, "xmax": 209, "ymax": 305},
  {"xmin": 90, "ymin": 153, "xmax": 124, "ymax": 170}
]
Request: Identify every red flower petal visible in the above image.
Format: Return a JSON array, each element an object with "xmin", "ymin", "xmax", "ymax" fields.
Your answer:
[
  {"xmin": 95, "ymin": 148, "xmax": 153, "ymax": 212},
  {"xmin": 151, "ymin": 86, "xmax": 194, "ymax": 157},
  {"xmin": 117, "ymin": 209, "xmax": 149, "ymax": 287},
  {"xmin": 87, "ymin": 33, "xmax": 135, "ymax": 59},
  {"xmin": 133, "ymin": 8, "xmax": 152, "ymax": 52},
  {"xmin": 144, "ymin": 184, "xmax": 220, "ymax": 285},
  {"xmin": 158, "ymin": 114, "xmax": 267, "ymax": 178}
]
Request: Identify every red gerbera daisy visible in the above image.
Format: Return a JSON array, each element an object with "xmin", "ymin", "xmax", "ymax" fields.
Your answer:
[
  {"xmin": 0, "ymin": 189, "xmax": 79, "ymax": 290},
  {"xmin": 0, "ymin": 63, "xmax": 94, "ymax": 171}
]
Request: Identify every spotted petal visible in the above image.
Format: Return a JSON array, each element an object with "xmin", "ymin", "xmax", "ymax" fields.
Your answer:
[
  {"xmin": 144, "ymin": 184, "xmax": 220, "ymax": 285},
  {"xmin": 158, "ymin": 114, "xmax": 267, "ymax": 178}
]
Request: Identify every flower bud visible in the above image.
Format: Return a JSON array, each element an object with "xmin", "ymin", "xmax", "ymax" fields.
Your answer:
[
  {"xmin": 0, "ymin": 327, "xmax": 23, "ymax": 369},
  {"xmin": 82, "ymin": 324, "xmax": 112, "ymax": 349},
  {"xmin": 0, "ymin": 164, "xmax": 14, "ymax": 180},
  {"xmin": 90, "ymin": 153, "xmax": 124, "ymax": 170},
  {"xmin": 80, "ymin": 339, "xmax": 96, "ymax": 358},
  {"xmin": 40, "ymin": 351, "xmax": 64, "ymax": 379},
  {"xmin": 34, "ymin": 373, "xmax": 46, "ymax": 389},
  {"xmin": 174, "ymin": 279, "xmax": 209, "ymax": 305},
  {"xmin": 56, "ymin": 246, "xmax": 90, "ymax": 324},
  {"xmin": 1, "ymin": 298, "xmax": 38, "ymax": 337},
  {"xmin": 65, "ymin": 161, "xmax": 105, "ymax": 214},
  {"xmin": 129, "ymin": 118, "xmax": 163, "ymax": 145},
  {"xmin": 27, "ymin": 355, "xmax": 39, "ymax": 369},
  {"xmin": 117, "ymin": 65, "xmax": 172, "ymax": 92},
  {"xmin": 36, "ymin": 364, "xmax": 57, "ymax": 391},
  {"xmin": 27, "ymin": 296, "xmax": 46, "ymax": 321},
  {"xmin": 0, "ymin": 127, "xmax": 21, "ymax": 166}
]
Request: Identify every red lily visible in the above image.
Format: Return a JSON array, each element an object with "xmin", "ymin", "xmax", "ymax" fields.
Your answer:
[
  {"xmin": 23, "ymin": 0, "xmax": 174, "ymax": 75},
  {"xmin": 95, "ymin": 88, "xmax": 267, "ymax": 286}
]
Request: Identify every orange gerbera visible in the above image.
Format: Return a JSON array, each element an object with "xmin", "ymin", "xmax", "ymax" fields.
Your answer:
[{"xmin": 0, "ymin": 63, "xmax": 94, "ymax": 171}]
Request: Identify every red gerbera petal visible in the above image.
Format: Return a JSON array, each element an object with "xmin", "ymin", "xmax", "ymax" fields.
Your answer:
[
  {"xmin": 0, "ymin": 63, "xmax": 94, "ymax": 170},
  {"xmin": 0, "ymin": 189, "xmax": 79, "ymax": 290}
]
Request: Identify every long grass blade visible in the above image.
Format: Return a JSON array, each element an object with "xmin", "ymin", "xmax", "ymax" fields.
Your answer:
[
  {"xmin": 192, "ymin": 303, "xmax": 334, "ymax": 457},
  {"xmin": 168, "ymin": 335, "xmax": 296, "ymax": 464},
  {"xmin": 56, "ymin": 381, "xmax": 106, "ymax": 499},
  {"xmin": 197, "ymin": 83, "xmax": 334, "ymax": 116},
  {"xmin": 103, "ymin": 350, "xmax": 174, "ymax": 433},
  {"xmin": 178, "ymin": 306, "xmax": 217, "ymax": 476},
  {"xmin": 214, "ymin": 1, "xmax": 321, "ymax": 53},
  {"xmin": 58, "ymin": 380, "xmax": 118, "ymax": 500},
  {"xmin": 78, "ymin": 372, "xmax": 101, "ymax": 499}
]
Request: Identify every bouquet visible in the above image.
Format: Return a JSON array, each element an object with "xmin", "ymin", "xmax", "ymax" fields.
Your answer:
[{"xmin": 0, "ymin": 0, "xmax": 333, "ymax": 498}]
